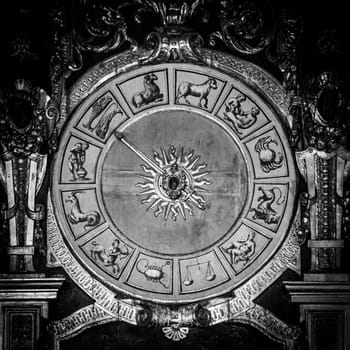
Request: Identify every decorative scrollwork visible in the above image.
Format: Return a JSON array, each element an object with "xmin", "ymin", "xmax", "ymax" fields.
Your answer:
[
  {"xmin": 73, "ymin": 2, "xmax": 137, "ymax": 54},
  {"xmin": 134, "ymin": 0, "xmax": 209, "ymax": 27},
  {"xmin": 209, "ymin": 0, "xmax": 275, "ymax": 55}
]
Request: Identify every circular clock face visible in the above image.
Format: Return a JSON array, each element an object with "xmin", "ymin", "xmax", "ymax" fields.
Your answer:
[{"xmin": 52, "ymin": 62, "xmax": 297, "ymax": 303}]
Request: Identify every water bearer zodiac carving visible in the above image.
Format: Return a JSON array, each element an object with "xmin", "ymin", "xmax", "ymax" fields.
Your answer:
[
  {"xmin": 68, "ymin": 142, "xmax": 89, "ymax": 180},
  {"xmin": 254, "ymin": 136, "xmax": 283, "ymax": 172},
  {"xmin": 65, "ymin": 191, "xmax": 100, "ymax": 230},
  {"xmin": 176, "ymin": 78, "xmax": 217, "ymax": 109},
  {"xmin": 250, "ymin": 186, "xmax": 285, "ymax": 225},
  {"xmin": 132, "ymin": 73, "xmax": 164, "ymax": 108},
  {"xmin": 223, "ymin": 93, "xmax": 260, "ymax": 134},
  {"xmin": 224, "ymin": 232, "xmax": 256, "ymax": 266},
  {"xmin": 90, "ymin": 238, "xmax": 129, "ymax": 274}
]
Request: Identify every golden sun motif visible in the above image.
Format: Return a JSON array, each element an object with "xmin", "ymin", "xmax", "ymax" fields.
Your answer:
[{"xmin": 136, "ymin": 145, "xmax": 212, "ymax": 221}]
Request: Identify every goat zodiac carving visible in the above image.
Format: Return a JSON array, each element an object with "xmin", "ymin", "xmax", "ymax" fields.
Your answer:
[
  {"xmin": 176, "ymin": 78, "xmax": 217, "ymax": 108},
  {"xmin": 65, "ymin": 191, "xmax": 101, "ymax": 230}
]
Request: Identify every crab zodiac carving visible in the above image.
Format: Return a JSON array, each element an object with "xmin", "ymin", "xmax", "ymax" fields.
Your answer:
[
  {"xmin": 223, "ymin": 93, "xmax": 260, "ymax": 134},
  {"xmin": 250, "ymin": 186, "xmax": 285, "ymax": 225},
  {"xmin": 254, "ymin": 136, "xmax": 283, "ymax": 172}
]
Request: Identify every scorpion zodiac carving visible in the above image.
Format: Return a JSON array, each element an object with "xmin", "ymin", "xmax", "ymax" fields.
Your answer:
[
  {"xmin": 254, "ymin": 136, "xmax": 283, "ymax": 172},
  {"xmin": 65, "ymin": 191, "xmax": 101, "ymax": 230},
  {"xmin": 176, "ymin": 78, "xmax": 217, "ymax": 109},
  {"xmin": 136, "ymin": 259, "xmax": 171, "ymax": 289},
  {"xmin": 250, "ymin": 186, "xmax": 285, "ymax": 224},
  {"xmin": 132, "ymin": 73, "xmax": 164, "ymax": 108},
  {"xmin": 223, "ymin": 93, "xmax": 260, "ymax": 134},
  {"xmin": 90, "ymin": 239, "xmax": 129, "ymax": 274},
  {"xmin": 224, "ymin": 232, "xmax": 256, "ymax": 266}
]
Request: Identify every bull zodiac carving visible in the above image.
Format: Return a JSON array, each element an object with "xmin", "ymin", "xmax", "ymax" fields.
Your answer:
[
  {"xmin": 254, "ymin": 136, "xmax": 283, "ymax": 172},
  {"xmin": 250, "ymin": 186, "xmax": 285, "ymax": 224},
  {"xmin": 224, "ymin": 232, "xmax": 256, "ymax": 266},
  {"xmin": 223, "ymin": 93, "xmax": 260, "ymax": 134},
  {"xmin": 132, "ymin": 73, "xmax": 164, "ymax": 108},
  {"xmin": 65, "ymin": 191, "xmax": 101, "ymax": 230},
  {"xmin": 176, "ymin": 78, "xmax": 217, "ymax": 108}
]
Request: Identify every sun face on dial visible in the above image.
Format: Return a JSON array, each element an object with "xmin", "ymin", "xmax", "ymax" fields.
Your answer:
[{"xmin": 51, "ymin": 62, "xmax": 297, "ymax": 303}]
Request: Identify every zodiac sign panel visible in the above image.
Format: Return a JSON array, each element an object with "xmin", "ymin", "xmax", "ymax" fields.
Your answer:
[
  {"xmin": 220, "ymin": 225, "xmax": 271, "ymax": 274},
  {"xmin": 60, "ymin": 136, "xmax": 101, "ymax": 183},
  {"xmin": 76, "ymin": 92, "xmax": 128, "ymax": 141},
  {"xmin": 117, "ymin": 70, "xmax": 169, "ymax": 113},
  {"xmin": 126, "ymin": 254, "xmax": 173, "ymax": 294},
  {"xmin": 216, "ymin": 87, "xmax": 270, "ymax": 138},
  {"xmin": 247, "ymin": 184, "xmax": 288, "ymax": 231},
  {"xmin": 81, "ymin": 228, "xmax": 133, "ymax": 278},
  {"xmin": 245, "ymin": 128, "xmax": 288, "ymax": 178},
  {"xmin": 179, "ymin": 251, "xmax": 230, "ymax": 294},
  {"xmin": 61, "ymin": 189, "xmax": 104, "ymax": 239},
  {"xmin": 175, "ymin": 70, "xmax": 226, "ymax": 112}
]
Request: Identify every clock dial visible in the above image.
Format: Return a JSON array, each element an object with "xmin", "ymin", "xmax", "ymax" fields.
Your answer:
[{"xmin": 51, "ymin": 63, "xmax": 297, "ymax": 303}]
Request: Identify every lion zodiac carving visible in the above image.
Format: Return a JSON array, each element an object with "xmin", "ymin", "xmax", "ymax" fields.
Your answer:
[{"xmin": 250, "ymin": 186, "xmax": 285, "ymax": 224}]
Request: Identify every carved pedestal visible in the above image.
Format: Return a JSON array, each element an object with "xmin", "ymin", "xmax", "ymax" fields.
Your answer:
[
  {"xmin": 284, "ymin": 281, "xmax": 350, "ymax": 350},
  {"xmin": 0, "ymin": 276, "xmax": 64, "ymax": 350}
]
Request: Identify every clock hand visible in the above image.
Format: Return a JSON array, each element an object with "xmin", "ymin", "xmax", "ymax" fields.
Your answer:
[{"xmin": 115, "ymin": 132, "xmax": 164, "ymax": 175}]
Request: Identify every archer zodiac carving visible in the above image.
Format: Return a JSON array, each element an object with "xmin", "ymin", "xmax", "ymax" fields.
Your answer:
[
  {"xmin": 83, "ymin": 96, "xmax": 112, "ymax": 131},
  {"xmin": 68, "ymin": 142, "xmax": 89, "ymax": 180},
  {"xmin": 254, "ymin": 136, "xmax": 283, "ymax": 172},
  {"xmin": 136, "ymin": 259, "xmax": 171, "ymax": 288},
  {"xmin": 223, "ymin": 93, "xmax": 260, "ymax": 134},
  {"xmin": 224, "ymin": 232, "xmax": 256, "ymax": 266},
  {"xmin": 176, "ymin": 78, "xmax": 217, "ymax": 108},
  {"xmin": 90, "ymin": 239, "xmax": 129, "ymax": 274},
  {"xmin": 65, "ymin": 191, "xmax": 101, "ymax": 230},
  {"xmin": 132, "ymin": 73, "xmax": 164, "ymax": 108},
  {"xmin": 250, "ymin": 186, "xmax": 285, "ymax": 224}
]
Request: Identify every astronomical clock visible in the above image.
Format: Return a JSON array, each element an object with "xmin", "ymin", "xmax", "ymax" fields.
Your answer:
[{"xmin": 48, "ymin": 31, "xmax": 300, "ymax": 340}]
